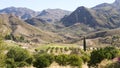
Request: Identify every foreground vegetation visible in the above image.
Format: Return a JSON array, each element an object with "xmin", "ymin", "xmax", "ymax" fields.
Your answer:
[{"xmin": 1, "ymin": 36, "xmax": 120, "ymax": 68}]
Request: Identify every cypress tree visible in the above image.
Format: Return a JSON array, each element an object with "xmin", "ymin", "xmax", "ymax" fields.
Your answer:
[{"xmin": 83, "ymin": 36, "xmax": 86, "ymax": 51}]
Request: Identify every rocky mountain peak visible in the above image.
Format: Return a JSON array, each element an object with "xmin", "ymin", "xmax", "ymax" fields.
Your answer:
[
  {"xmin": 76, "ymin": 6, "xmax": 85, "ymax": 10},
  {"xmin": 36, "ymin": 9, "xmax": 71, "ymax": 23},
  {"xmin": 114, "ymin": 0, "xmax": 120, "ymax": 4},
  {"xmin": 113, "ymin": 0, "xmax": 120, "ymax": 8},
  {"xmin": 75, "ymin": 6, "xmax": 87, "ymax": 12},
  {"xmin": 61, "ymin": 6, "xmax": 99, "ymax": 27},
  {"xmin": 38, "ymin": 10, "xmax": 49, "ymax": 16}
]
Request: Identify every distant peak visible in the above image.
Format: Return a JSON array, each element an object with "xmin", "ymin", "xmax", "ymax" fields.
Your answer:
[
  {"xmin": 75, "ymin": 6, "xmax": 87, "ymax": 11},
  {"xmin": 114, "ymin": 0, "xmax": 120, "ymax": 4},
  {"xmin": 115, "ymin": 0, "xmax": 120, "ymax": 3},
  {"xmin": 113, "ymin": 0, "xmax": 120, "ymax": 8},
  {"xmin": 77, "ymin": 6, "xmax": 86, "ymax": 9},
  {"xmin": 2, "ymin": 6, "xmax": 34, "ymax": 11}
]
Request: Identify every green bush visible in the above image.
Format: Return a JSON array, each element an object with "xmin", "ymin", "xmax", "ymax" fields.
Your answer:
[
  {"xmin": 33, "ymin": 54, "xmax": 54, "ymax": 68},
  {"xmin": 45, "ymin": 54, "xmax": 54, "ymax": 64},
  {"xmin": 17, "ymin": 62, "xmax": 29, "ymax": 67},
  {"xmin": 55, "ymin": 47, "xmax": 59, "ymax": 52},
  {"xmin": 25, "ymin": 57, "xmax": 33, "ymax": 65},
  {"xmin": 68, "ymin": 55, "xmax": 82, "ymax": 68},
  {"xmin": 60, "ymin": 48, "xmax": 63, "ymax": 52},
  {"xmin": 104, "ymin": 47, "xmax": 119, "ymax": 59},
  {"xmin": 6, "ymin": 46, "xmax": 32, "ymax": 67},
  {"xmin": 88, "ymin": 47, "xmax": 119, "ymax": 67},
  {"xmin": 64, "ymin": 47, "xmax": 69, "ymax": 51},
  {"xmin": 5, "ymin": 35, "xmax": 12, "ymax": 40},
  {"xmin": 55, "ymin": 54, "xmax": 69, "ymax": 66},
  {"xmin": 81, "ymin": 54, "xmax": 90, "ymax": 63},
  {"xmin": 6, "ymin": 58, "xmax": 17, "ymax": 68},
  {"xmin": 5, "ymin": 34, "xmax": 25, "ymax": 42},
  {"xmin": 50, "ymin": 49, "xmax": 53, "ymax": 53},
  {"xmin": 55, "ymin": 54, "xmax": 83, "ymax": 67},
  {"xmin": 7, "ymin": 47, "xmax": 30, "ymax": 62}
]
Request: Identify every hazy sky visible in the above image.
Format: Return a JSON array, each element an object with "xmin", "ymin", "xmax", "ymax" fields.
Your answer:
[{"xmin": 0, "ymin": 0, "xmax": 115, "ymax": 11}]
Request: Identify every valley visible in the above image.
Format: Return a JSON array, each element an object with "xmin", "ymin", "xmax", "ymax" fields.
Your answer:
[{"xmin": 0, "ymin": 0, "xmax": 120, "ymax": 68}]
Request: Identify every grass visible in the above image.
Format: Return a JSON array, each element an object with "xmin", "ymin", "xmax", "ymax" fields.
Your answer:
[{"xmin": 5, "ymin": 40, "xmax": 19, "ymax": 50}]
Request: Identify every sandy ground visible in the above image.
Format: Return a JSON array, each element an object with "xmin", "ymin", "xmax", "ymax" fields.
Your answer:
[
  {"xmin": 18, "ymin": 63, "xmax": 88, "ymax": 68},
  {"xmin": 48, "ymin": 62, "xmax": 88, "ymax": 68}
]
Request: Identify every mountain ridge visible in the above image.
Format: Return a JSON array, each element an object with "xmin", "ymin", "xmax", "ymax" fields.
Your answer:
[
  {"xmin": 0, "ymin": 7, "xmax": 71, "ymax": 21},
  {"xmin": 1, "ymin": 0, "xmax": 120, "ymax": 44},
  {"xmin": 36, "ymin": 9, "xmax": 71, "ymax": 23},
  {"xmin": 0, "ymin": 7, "xmax": 39, "ymax": 20},
  {"xmin": 0, "ymin": 14, "xmax": 64, "ymax": 43},
  {"xmin": 61, "ymin": 0, "xmax": 120, "ymax": 30}
]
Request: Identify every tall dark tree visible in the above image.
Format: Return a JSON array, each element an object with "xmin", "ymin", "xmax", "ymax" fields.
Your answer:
[{"xmin": 83, "ymin": 36, "xmax": 86, "ymax": 51}]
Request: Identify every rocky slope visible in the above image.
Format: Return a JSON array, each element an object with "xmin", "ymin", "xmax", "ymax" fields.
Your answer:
[
  {"xmin": 0, "ymin": 14, "xmax": 63, "ymax": 43},
  {"xmin": 61, "ymin": 0, "xmax": 120, "ymax": 32},
  {"xmin": 37, "ymin": 9, "xmax": 71, "ymax": 23},
  {"xmin": 1, "ymin": 0, "xmax": 120, "ymax": 44}
]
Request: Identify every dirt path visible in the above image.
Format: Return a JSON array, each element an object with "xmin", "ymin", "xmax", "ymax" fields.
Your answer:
[{"xmin": 82, "ymin": 63, "xmax": 88, "ymax": 68}]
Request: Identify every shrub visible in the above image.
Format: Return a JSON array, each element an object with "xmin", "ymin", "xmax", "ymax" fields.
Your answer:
[
  {"xmin": 81, "ymin": 54, "xmax": 90, "ymax": 63},
  {"xmin": 88, "ymin": 47, "xmax": 119, "ymax": 67},
  {"xmin": 55, "ymin": 47, "xmax": 59, "ymax": 52},
  {"xmin": 5, "ymin": 34, "xmax": 25, "ymax": 42},
  {"xmin": 60, "ymin": 48, "xmax": 63, "ymax": 52},
  {"xmin": 68, "ymin": 55, "xmax": 82, "ymax": 68},
  {"xmin": 43, "ymin": 54, "xmax": 54, "ymax": 64},
  {"xmin": 19, "ymin": 36, "xmax": 24, "ymax": 41},
  {"xmin": 5, "ymin": 35, "xmax": 12, "ymax": 40},
  {"xmin": 33, "ymin": 54, "xmax": 54, "ymax": 68},
  {"xmin": 6, "ymin": 46, "xmax": 32, "ymax": 67},
  {"xmin": 25, "ymin": 57, "xmax": 33, "ymax": 65},
  {"xmin": 33, "ymin": 57, "xmax": 50, "ymax": 68},
  {"xmin": 6, "ymin": 58, "xmax": 17, "ymax": 68},
  {"xmin": 17, "ymin": 62, "xmax": 29, "ymax": 67},
  {"xmin": 64, "ymin": 47, "xmax": 69, "ymax": 51},
  {"xmin": 50, "ymin": 49, "xmax": 53, "ymax": 53},
  {"xmin": 7, "ymin": 47, "xmax": 30, "ymax": 62},
  {"xmin": 55, "ymin": 54, "xmax": 69, "ymax": 66}
]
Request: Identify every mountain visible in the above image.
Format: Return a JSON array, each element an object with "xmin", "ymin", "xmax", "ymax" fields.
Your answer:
[
  {"xmin": 1, "ymin": 0, "xmax": 120, "ymax": 44},
  {"xmin": 61, "ymin": 6, "xmax": 99, "ymax": 27},
  {"xmin": 25, "ymin": 18, "xmax": 59, "ymax": 31},
  {"xmin": 26, "ymin": 0, "xmax": 120, "ymax": 41},
  {"xmin": 25, "ymin": 9, "xmax": 71, "ymax": 31},
  {"xmin": 0, "ymin": 7, "xmax": 71, "ymax": 23},
  {"xmin": 0, "ymin": 14, "xmax": 63, "ymax": 43},
  {"xmin": 86, "ymin": 28, "xmax": 120, "ymax": 39},
  {"xmin": 113, "ymin": 0, "xmax": 120, "ymax": 9},
  {"xmin": 36, "ymin": 9, "xmax": 71, "ymax": 23},
  {"xmin": 61, "ymin": 0, "xmax": 120, "ymax": 32},
  {"xmin": 92, "ymin": 0, "xmax": 120, "ymax": 28},
  {"xmin": 0, "ymin": 7, "xmax": 39, "ymax": 20}
]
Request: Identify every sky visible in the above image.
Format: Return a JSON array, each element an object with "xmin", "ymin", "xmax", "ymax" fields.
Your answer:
[{"xmin": 0, "ymin": 0, "xmax": 115, "ymax": 11}]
